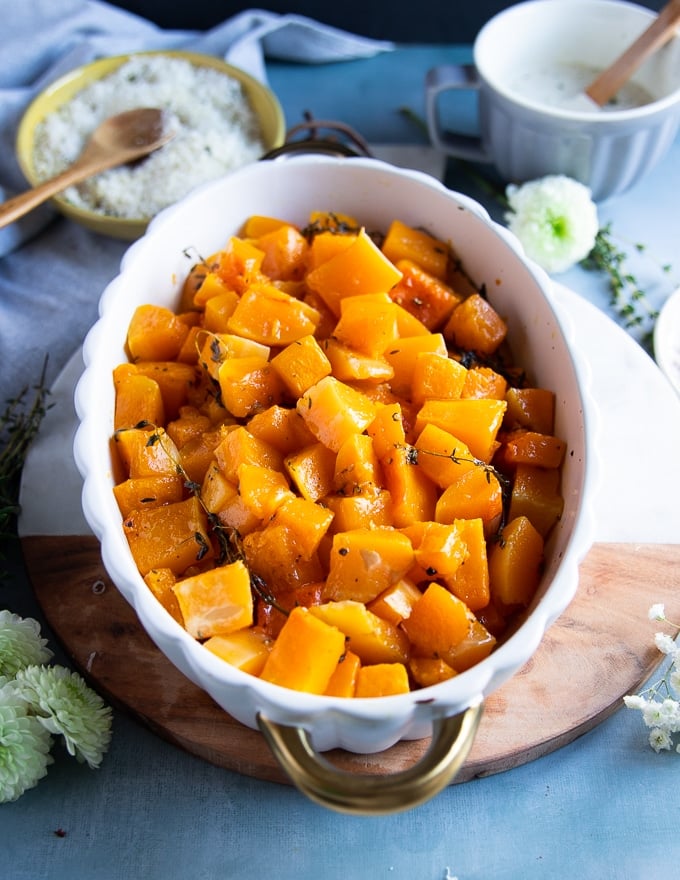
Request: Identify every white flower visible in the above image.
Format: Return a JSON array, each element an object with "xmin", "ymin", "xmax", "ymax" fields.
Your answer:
[
  {"xmin": 649, "ymin": 728, "xmax": 673, "ymax": 752},
  {"xmin": 0, "ymin": 610, "xmax": 52, "ymax": 677},
  {"xmin": 670, "ymin": 668, "xmax": 680, "ymax": 695},
  {"xmin": 648, "ymin": 604, "xmax": 666, "ymax": 622},
  {"xmin": 505, "ymin": 175, "xmax": 599, "ymax": 274},
  {"xmin": 14, "ymin": 666, "xmax": 112, "ymax": 769},
  {"xmin": 654, "ymin": 632, "xmax": 678, "ymax": 656},
  {"xmin": 0, "ymin": 683, "xmax": 53, "ymax": 803},
  {"xmin": 623, "ymin": 694, "xmax": 647, "ymax": 711}
]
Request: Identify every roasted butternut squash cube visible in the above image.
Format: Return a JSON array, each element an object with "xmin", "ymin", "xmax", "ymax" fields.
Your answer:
[
  {"xmin": 172, "ymin": 560, "xmax": 253, "ymax": 640},
  {"xmin": 401, "ymin": 583, "xmax": 470, "ymax": 663},
  {"xmin": 381, "ymin": 446, "xmax": 438, "ymax": 527},
  {"xmin": 285, "ymin": 442, "xmax": 337, "ymax": 502},
  {"xmin": 236, "ymin": 463, "xmax": 293, "ymax": 520},
  {"xmin": 217, "ymin": 356, "xmax": 284, "ymax": 419},
  {"xmin": 334, "ymin": 433, "xmax": 383, "ymax": 493},
  {"xmin": 508, "ymin": 464, "xmax": 564, "ymax": 537},
  {"xmin": 240, "ymin": 214, "xmax": 289, "ymax": 238},
  {"xmin": 202, "ymin": 289, "xmax": 240, "ymax": 333},
  {"xmin": 256, "ymin": 223, "xmax": 309, "ymax": 281},
  {"xmin": 415, "ymin": 398, "xmax": 507, "ymax": 463},
  {"xmin": 114, "ymin": 426, "xmax": 180, "ymax": 480},
  {"xmin": 324, "ymin": 650, "xmax": 361, "ymax": 698},
  {"xmin": 178, "ymin": 428, "xmax": 223, "ymax": 484},
  {"xmin": 243, "ymin": 524, "xmax": 324, "ymax": 593},
  {"xmin": 489, "ymin": 515, "xmax": 544, "ymax": 608},
  {"xmin": 198, "ymin": 332, "xmax": 270, "ymax": 382},
  {"xmin": 259, "ymin": 606, "xmax": 347, "ymax": 694},
  {"xmin": 268, "ymin": 495, "xmax": 335, "ymax": 559},
  {"xmin": 130, "ymin": 361, "xmax": 199, "ymax": 422},
  {"xmin": 247, "ymin": 404, "xmax": 316, "ymax": 454},
  {"xmin": 227, "ymin": 283, "xmax": 320, "ymax": 345},
  {"xmin": 442, "ymin": 518, "xmax": 490, "ymax": 611},
  {"xmin": 126, "ymin": 303, "xmax": 189, "ymax": 362},
  {"xmin": 434, "ymin": 466, "xmax": 504, "ymax": 534},
  {"xmin": 384, "ymin": 333, "xmax": 448, "ymax": 398},
  {"xmin": 210, "ymin": 236, "xmax": 265, "ymax": 296},
  {"xmin": 333, "ymin": 293, "xmax": 400, "ymax": 358},
  {"xmin": 322, "ymin": 338, "xmax": 394, "ymax": 384},
  {"xmin": 306, "ymin": 229, "xmax": 357, "ymax": 271},
  {"xmin": 412, "ymin": 520, "xmax": 468, "ymax": 578},
  {"xmin": 390, "ymin": 259, "xmax": 462, "ymax": 329},
  {"xmin": 461, "ymin": 366, "xmax": 508, "ymax": 401},
  {"xmin": 367, "ymin": 578, "xmax": 422, "ymax": 626},
  {"xmin": 324, "ymin": 485, "xmax": 393, "ymax": 532},
  {"xmin": 367, "ymin": 402, "xmax": 406, "ymax": 462},
  {"xmin": 445, "ymin": 615, "xmax": 496, "ymax": 673},
  {"xmin": 305, "ymin": 228, "xmax": 403, "ymax": 316},
  {"xmin": 144, "ymin": 567, "xmax": 183, "ymax": 624},
  {"xmin": 325, "ymin": 527, "xmax": 414, "ymax": 603},
  {"xmin": 204, "ymin": 628, "xmax": 272, "ymax": 676},
  {"xmin": 444, "ymin": 293, "xmax": 507, "ymax": 355},
  {"xmin": 408, "ymin": 656, "xmax": 457, "ymax": 688},
  {"xmin": 113, "ymin": 474, "xmax": 184, "ymax": 518},
  {"xmin": 504, "ymin": 387, "xmax": 556, "ymax": 435},
  {"xmin": 214, "ymin": 426, "xmax": 283, "ymax": 484},
  {"xmin": 191, "ymin": 271, "xmax": 237, "ymax": 309},
  {"xmin": 411, "ymin": 352, "xmax": 468, "ymax": 406},
  {"xmin": 297, "ymin": 376, "xmax": 377, "ymax": 453},
  {"xmin": 270, "ymin": 334, "xmax": 332, "ymax": 397},
  {"xmin": 166, "ymin": 406, "xmax": 213, "ymax": 449},
  {"xmin": 497, "ymin": 429, "xmax": 566, "ymax": 470},
  {"xmin": 413, "ymin": 423, "xmax": 478, "ymax": 489},
  {"xmin": 381, "ymin": 219, "xmax": 449, "ymax": 280},
  {"xmin": 123, "ymin": 495, "xmax": 213, "ymax": 577},
  {"xmin": 310, "ymin": 600, "xmax": 410, "ymax": 665},
  {"xmin": 355, "ymin": 663, "xmax": 410, "ymax": 697},
  {"xmin": 114, "ymin": 369, "xmax": 165, "ymax": 431}
]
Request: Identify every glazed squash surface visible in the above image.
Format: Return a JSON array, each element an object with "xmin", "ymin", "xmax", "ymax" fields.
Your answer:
[{"xmin": 112, "ymin": 212, "xmax": 566, "ymax": 697}]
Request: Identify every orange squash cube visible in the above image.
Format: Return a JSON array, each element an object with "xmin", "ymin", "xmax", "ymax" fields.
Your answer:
[
  {"xmin": 270, "ymin": 334, "xmax": 332, "ymax": 397},
  {"xmin": 333, "ymin": 293, "xmax": 400, "ymax": 358},
  {"xmin": 204, "ymin": 628, "xmax": 272, "ymax": 676},
  {"xmin": 367, "ymin": 578, "xmax": 422, "ymax": 626},
  {"xmin": 498, "ymin": 430, "xmax": 566, "ymax": 469},
  {"xmin": 247, "ymin": 404, "xmax": 316, "ymax": 454},
  {"xmin": 322, "ymin": 338, "xmax": 394, "ymax": 384},
  {"xmin": 130, "ymin": 361, "xmax": 198, "ymax": 422},
  {"xmin": 461, "ymin": 366, "xmax": 508, "ymax": 400},
  {"xmin": 434, "ymin": 466, "xmax": 504, "ymax": 533},
  {"xmin": 297, "ymin": 376, "xmax": 377, "ymax": 453},
  {"xmin": 172, "ymin": 559, "xmax": 253, "ymax": 640},
  {"xmin": 113, "ymin": 474, "xmax": 184, "ymax": 518},
  {"xmin": 259, "ymin": 606, "xmax": 347, "ymax": 694},
  {"xmin": 324, "ymin": 650, "xmax": 361, "ymax": 698},
  {"xmin": 217, "ymin": 356, "xmax": 284, "ymax": 419},
  {"xmin": 444, "ymin": 293, "xmax": 507, "ymax": 355},
  {"xmin": 415, "ymin": 398, "xmax": 507, "ymax": 463},
  {"xmin": 381, "ymin": 219, "xmax": 449, "ymax": 280},
  {"xmin": 126, "ymin": 303, "xmax": 189, "ymax": 362},
  {"xmin": 442, "ymin": 518, "xmax": 490, "ymax": 611},
  {"xmin": 306, "ymin": 229, "xmax": 357, "ymax": 271},
  {"xmin": 256, "ymin": 223, "xmax": 309, "ymax": 281},
  {"xmin": 198, "ymin": 332, "xmax": 270, "ymax": 382},
  {"xmin": 123, "ymin": 495, "xmax": 213, "ymax": 577},
  {"xmin": 268, "ymin": 495, "xmax": 335, "ymax": 559},
  {"xmin": 305, "ymin": 228, "xmax": 403, "ymax": 316},
  {"xmin": 323, "ymin": 485, "xmax": 393, "ymax": 532},
  {"xmin": 243, "ymin": 524, "xmax": 325, "ymax": 593},
  {"xmin": 285, "ymin": 441, "xmax": 337, "ymax": 502},
  {"xmin": 144, "ymin": 567, "xmax": 183, "ymax": 624},
  {"xmin": 236, "ymin": 463, "xmax": 292, "ymax": 519},
  {"xmin": 114, "ymin": 369, "xmax": 165, "ymax": 431},
  {"xmin": 384, "ymin": 333, "xmax": 448, "ymax": 398},
  {"xmin": 489, "ymin": 515, "xmax": 544, "ymax": 608},
  {"xmin": 325, "ymin": 527, "xmax": 415, "ymax": 603},
  {"xmin": 504, "ymin": 387, "xmax": 556, "ymax": 435},
  {"xmin": 381, "ymin": 446, "xmax": 438, "ymax": 527},
  {"xmin": 310, "ymin": 600, "xmax": 410, "ymax": 665},
  {"xmin": 366, "ymin": 402, "xmax": 406, "ymax": 462},
  {"xmin": 214, "ymin": 426, "xmax": 283, "ymax": 484},
  {"xmin": 413, "ymin": 423, "xmax": 478, "ymax": 489},
  {"xmin": 227, "ymin": 283, "xmax": 320, "ymax": 346},
  {"xmin": 401, "ymin": 583, "xmax": 470, "ymax": 663},
  {"xmin": 334, "ymin": 433, "xmax": 383, "ymax": 493},
  {"xmin": 408, "ymin": 656, "xmax": 457, "ymax": 688},
  {"xmin": 114, "ymin": 426, "xmax": 180, "ymax": 480},
  {"xmin": 508, "ymin": 464, "xmax": 564, "ymax": 537},
  {"xmin": 390, "ymin": 259, "xmax": 462, "ymax": 330},
  {"xmin": 355, "ymin": 663, "xmax": 410, "ymax": 697},
  {"xmin": 210, "ymin": 237, "xmax": 265, "ymax": 295},
  {"xmin": 412, "ymin": 521, "xmax": 468, "ymax": 578},
  {"xmin": 411, "ymin": 352, "xmax": 468, "ymax": 406},
  {"xmin": 202, "ymin": 290, "xmax": 240, "ymax": 333}
]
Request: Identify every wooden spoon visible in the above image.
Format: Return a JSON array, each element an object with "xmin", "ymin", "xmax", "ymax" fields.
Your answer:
[
  {"xmin": 0, "ymin": 107, "xmax": 174, "ymax": 229},
  {"xmin": 585, "ymin": 0, "xmax": 680, "ymax": 106}
]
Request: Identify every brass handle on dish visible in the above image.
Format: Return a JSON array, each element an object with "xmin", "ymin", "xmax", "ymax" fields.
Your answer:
[{"xmin": 257, "ymin": 699, "xmax": 483, "ymax": 815}]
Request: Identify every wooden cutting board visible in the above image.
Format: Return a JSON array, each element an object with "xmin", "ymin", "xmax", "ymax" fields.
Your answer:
[{"xmin": 20, "ymin": 535, "xmax": 680, "ymax": 784}]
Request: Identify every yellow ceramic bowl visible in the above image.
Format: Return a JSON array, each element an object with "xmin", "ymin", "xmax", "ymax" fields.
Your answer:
[{"xmin": 16, "ymin": 51, "xmax": 286, "ymax": 240}]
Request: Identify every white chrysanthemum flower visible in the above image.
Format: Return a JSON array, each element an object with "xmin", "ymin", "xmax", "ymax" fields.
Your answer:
[
  {"xmin": 505, "ymin": 175, "xmax": 599, "ymax": 274},
  {"xmin": 654, "ymin": 632, "xmax": 678, "ymax": 656},
  {"xmin": 0, "ymin": 610, "xmax": 53, "ymax": 677},
  {"xmin": 0, "ymin": 686, "xmax": 53, "ymax": 803},
  {"xmin": 648, "ymin": 603, "xmax": 666, "ymax": 622},
  {"xmin": 14, "ymin": 666, "xmax": 112, "ymax": 769},
  {"xmin": 649, "ymin": 727, "xmax": 673, "ymax": 752}
]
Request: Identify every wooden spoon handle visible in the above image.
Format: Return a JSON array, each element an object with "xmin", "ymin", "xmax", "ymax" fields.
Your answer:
[{"xmin": 585, "ymin": 0, "xmax": 680, "ymax": 106}]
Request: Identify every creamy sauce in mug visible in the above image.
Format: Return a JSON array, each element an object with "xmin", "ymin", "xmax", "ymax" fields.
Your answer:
[{"xmin": 508, "ymin": 63, "xmax": 656, "ymax": 112}]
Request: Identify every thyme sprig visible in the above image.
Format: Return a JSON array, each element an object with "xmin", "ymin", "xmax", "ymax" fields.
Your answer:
[{"xmin": 0, "ymin": 360, "xmax": 51, "ymax": 556}]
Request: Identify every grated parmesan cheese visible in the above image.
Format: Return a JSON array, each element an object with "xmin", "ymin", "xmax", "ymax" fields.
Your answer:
[{"xmin": 32, "ymin": 55, "xmax": 267, "ymax": 221}]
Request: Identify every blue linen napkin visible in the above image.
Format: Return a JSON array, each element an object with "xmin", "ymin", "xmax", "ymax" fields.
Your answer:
[
  {"xmin": 0, "ymin": 0, "xmax": 393, "ymax": 408},
  {"xmin": 0, "ymin": 0, "xmax": 393, "ymax": 258}
]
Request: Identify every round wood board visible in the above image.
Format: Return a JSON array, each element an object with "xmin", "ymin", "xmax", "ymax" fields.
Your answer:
[{"xmin": 21, "ymin": 535, "xmax": 680, "ymax": 785}]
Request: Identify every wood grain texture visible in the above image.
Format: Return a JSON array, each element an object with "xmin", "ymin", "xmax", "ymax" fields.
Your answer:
[{"xmin": 20, "ymin": 536, "xmax": 680, "ymax": 785}]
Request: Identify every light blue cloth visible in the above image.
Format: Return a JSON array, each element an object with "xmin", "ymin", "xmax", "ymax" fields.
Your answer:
[
  {"xmin": 0, "ymin": 0, "xmax": 392, "ymax": 407},
  {"xmin": 0, "ymin": 0, "xmax": 393, "ymax": 259}
]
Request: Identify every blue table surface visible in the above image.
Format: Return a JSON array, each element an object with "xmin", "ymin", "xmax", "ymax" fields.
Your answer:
[{"xmin": 2, "ymin": 45, "xmax": 680, "ymax": 880}]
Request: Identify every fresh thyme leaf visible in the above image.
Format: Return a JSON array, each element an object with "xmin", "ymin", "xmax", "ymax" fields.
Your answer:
[{"xmin": 0, "ymin": 359, "xmax": 51, "ymax": 556}]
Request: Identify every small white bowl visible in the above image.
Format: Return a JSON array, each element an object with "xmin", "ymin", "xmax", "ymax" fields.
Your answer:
[{"xmin": 73, "ymin": 156, "xmax": 597, "ymax": 812}]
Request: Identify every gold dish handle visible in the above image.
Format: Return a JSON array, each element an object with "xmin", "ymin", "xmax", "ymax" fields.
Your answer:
[{"xmin": 257, "ymin": 698, "xmax": 483, "ymax": 815}]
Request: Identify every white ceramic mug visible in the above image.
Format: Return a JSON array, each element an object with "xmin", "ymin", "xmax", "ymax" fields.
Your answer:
[{"xmin": 425, "ymin": 0, "xmax": 680, "ymax": 200}]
